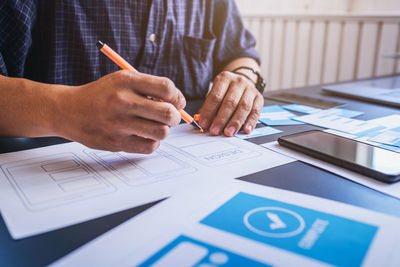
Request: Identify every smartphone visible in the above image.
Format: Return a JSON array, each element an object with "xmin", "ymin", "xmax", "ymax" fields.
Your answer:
[{"xmin": 278, "ymin": 130, "xmax": 400, "ymax": 183}]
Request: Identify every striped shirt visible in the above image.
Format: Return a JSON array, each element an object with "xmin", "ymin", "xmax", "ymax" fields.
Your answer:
[{"xmin": 0, "ymin": 0, "xmax": 259, "ymax": 99}]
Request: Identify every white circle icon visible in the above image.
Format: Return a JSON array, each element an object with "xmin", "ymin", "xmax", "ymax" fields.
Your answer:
[{"xmin": 243, "ymin": 207, "xmax": 305, "ymax": 238}]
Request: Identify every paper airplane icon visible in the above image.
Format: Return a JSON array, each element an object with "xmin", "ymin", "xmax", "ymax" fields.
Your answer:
[{"xmin": 267, "ymin": 212, "xmax": 287, "ymax": 230}]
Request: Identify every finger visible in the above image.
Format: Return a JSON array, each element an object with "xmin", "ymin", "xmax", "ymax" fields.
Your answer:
[
  {"xmin": 116, "ymin": 70, "xmax": 186, "ymax": 110},
  {"xmin": 209, "ymin": 78, "xmax": 247, "ymax": 136},
  {"xmin": 122, "ymin": 135, "xmax": 160, "ymax": 154},
  {"xmin": 114, "ymin": 92, "xmax": 181, "ymax": 127},
  {"xmin": 89, "ymin": 133, "xmax": 159, "ymax": 154},
  {"xmin": 198, "ymin": 71, "xmax": 233, "ymax": 129},
  {"xmin": 115, "ymin": 116, "xmax": 171, "ymax": 141},
  {"xmin": 243, "ymin": 93, "xmax": 263, "ymax": 134},
  {"xmin": 223, "ymin": 87, "xmax": 255, "ymax": 137}
]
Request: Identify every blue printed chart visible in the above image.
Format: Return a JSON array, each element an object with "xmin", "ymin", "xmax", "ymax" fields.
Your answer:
[
  {"xmin": 201, "ymin": 192, "xmax": 378, "ymax": 266},
  {"xmin": 258, "ymin": 105, "xmax": 305, "ymax": 126},
  {"xmin": 139, "ymin": 235, "xmax": 268, "ymax": 267}
]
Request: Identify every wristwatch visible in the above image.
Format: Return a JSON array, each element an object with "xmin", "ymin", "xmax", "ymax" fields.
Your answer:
[{"xmin": 232, "ymin": 66, "xmax": 266, "ymax": 93}]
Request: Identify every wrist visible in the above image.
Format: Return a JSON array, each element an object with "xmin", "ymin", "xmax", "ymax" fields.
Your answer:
[
  {"xmin": 47, "ymin": 84, "xmax": 78, "ymax": 138},
  {"xmin": 27, "ymin": 80, "xmax": 74, "ymax": 137},
  {"xmin": 233, "ymin": 69, "xmax": 257, "ymax": 84},
  {"xmin": 231, "ymin": 66, "xmax": 266, "ymax": 93}
]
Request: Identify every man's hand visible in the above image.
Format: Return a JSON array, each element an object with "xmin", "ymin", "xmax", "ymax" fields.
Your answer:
[
  {"xmin": 198, "ymin": 71, "xmax": 263, "ymax": 136},
  {"xmin": 56, "ymin": 70, "xmax": 186, "ymax": 153}
]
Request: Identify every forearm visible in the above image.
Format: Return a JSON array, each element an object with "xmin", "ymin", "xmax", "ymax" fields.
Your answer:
[{"xmin": 0, "ymin": 75, "xmax": 68, "ymax": 137}]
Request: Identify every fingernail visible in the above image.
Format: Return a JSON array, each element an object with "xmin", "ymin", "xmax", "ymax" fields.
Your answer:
[
  {"xmin": 211, "ymin": 125, "xmax": 222, "ymax": 136},
  {"xmin": 178, "ymin": 96, "xmax": 186, "ymax": 110},
  {"xmin": 226, "ymin": 126, "xmax": 237, "ymax": 137},
  {"xmin": 246, "ymin": 125, "xmax": 253, "ymax": 133},
  {"xmin": 199, "ymin": 118, "xmax": 210, "ymax": 128}
]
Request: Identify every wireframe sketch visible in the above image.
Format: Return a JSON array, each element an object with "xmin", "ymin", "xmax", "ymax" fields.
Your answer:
[
  {"xmin": 1, "ymin": 153, "xmax": 116, "ymax": 211},
  {"xmin": 84, "ymin": 146, "xmax": 197, "ymax": 186},
  {"xmin": 165, "ymin": 134, "xmax": 262, "ymax": 166}
]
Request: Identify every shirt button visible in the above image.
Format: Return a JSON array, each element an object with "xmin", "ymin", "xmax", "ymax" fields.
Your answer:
[{"xmin": 149, "ymin": 33, "xmax": 156, "ymax": 42}]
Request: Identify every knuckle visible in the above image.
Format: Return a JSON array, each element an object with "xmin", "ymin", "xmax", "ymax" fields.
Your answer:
[
  {"xmin": 162, "ymin": 104, "xmax": 178, "ymax": 125},
  {"xmin": 156, "ymin": 126, "xmax": 170, "ymax": 140},
  {"xmin": 127, "ymin": 98, "xmax": 139, "ymax": 110},
  {"xmin": 224, "ymin": 97, "xmax": 238, "ymax": 109},
  {"xmin": 249, "ymin": 110, "xmax": 261, "ymax": 122},
  {"xmin": 239, "ymin": 101, "xmax": 252, "ymax": 112},
  {"xmin": 215, "ymin": 71, "xmax": 232, "ymax": 84},
  {"xmin": 230, "ymin": 118, "xmax": 242, "ymax": 128},
  {"xmin": 160, "ymin": 78, "xmax": 176, "ymax": 98},
  {"xmin": 209, "ymin": 93, "xmax": 224, "ymax": 105},
  {"xmin": 252, "ymin": 105, "xmax": 262, "ymax": 115},
  {"xmin": 114, "ymin": 90, "xmax": 129, "ymax": 104},
  {"xmin": 219, "ymin": 71, "xmax": 232, "ymax": 79},
  {"xmin": 256, "ymin": 93, "xmax": 264, "ymax": 103},
  {"xmin": 142, "ymin": 141, "xmax": 160, "ymax": 154},
  {"xmin": 118, "ymin": 70, "xmax": 134, "ymax": 82},
  {"xmin": 235, "ymin": 75, "xmax": 246, "ymax": 84},
  {"xmin": 106, "ymin": 135, "xmax": 123, "ymax": 151}
]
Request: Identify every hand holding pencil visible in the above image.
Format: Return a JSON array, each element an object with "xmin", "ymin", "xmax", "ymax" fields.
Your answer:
[{"xmin": 96, "ymin": 40, "xmax": 204, "ymax": 132}]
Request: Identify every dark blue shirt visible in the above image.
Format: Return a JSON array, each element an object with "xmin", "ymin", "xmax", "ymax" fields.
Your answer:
[{"xmin": 0, "ymin": 0, "xmax": 259, "ymax": 99}]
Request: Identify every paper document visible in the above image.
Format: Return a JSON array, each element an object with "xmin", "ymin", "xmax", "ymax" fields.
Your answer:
[
  {"xmin": 294, "ymin": 111, "xmax": 378, "ymax": 134},
  {"xmin": 368, "ymin": 114, "xmax": 400, "ymax": 128},
  {"xmin": 263, "ymin": 142, "xmax": 400, "ymax": 199},
  {"xmin": 369, "ymin": 128, "xmax": 400, "ymax": 147},
  {"xmin": 324, "ymin": 128, "xmax": 400, "ymax": 153},
  {"xmin": 329, "ymin": 108, "xmax": 364, "ymax": 118},
  {"xmin": 0, "ymin": 125, "xmax": 294, "ymax": 239},
  {"xmin": 53, "ymin": 180, "xmax": 400, "ymax": 267},
  {"xmin": 235, "ymin": 126, "xmax": 282, "ymax": 140},
  {"xmin": 293, "ymin": 112, "xmax": 400, "ymax": 153},
  {"xmin": 294, "ymin": 114, "xmax": 400, "ymax": 152},
  {"xmin": 283, "ymin": 104, "xmax": 322, "ymax": 114},
  {"xmin": 258, "ymin": 105, "xmax": 304, "ymax": 126}
]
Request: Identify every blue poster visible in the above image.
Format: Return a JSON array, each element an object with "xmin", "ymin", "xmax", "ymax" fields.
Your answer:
[
  {"xmin": 139, "ymin": 235, "xmax": 268, "ymax": 267},
  {"xmin": 200, "ymin": 193, "xmax": 378, "ymax": 266}
]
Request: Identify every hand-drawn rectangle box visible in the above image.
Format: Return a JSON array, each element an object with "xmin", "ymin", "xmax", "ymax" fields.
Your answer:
[{"xmin": 1, "ymin": 153, "xmax": 116, "ymax": 211}]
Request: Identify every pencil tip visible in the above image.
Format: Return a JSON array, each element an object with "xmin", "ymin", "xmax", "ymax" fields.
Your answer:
[
  {"xmin": 192, "ymin": 121, "xmax": 204, "ymax": 133},
  {"xmin": 96, "ymin": 40, "xmax": 104, "ymax": 49}
]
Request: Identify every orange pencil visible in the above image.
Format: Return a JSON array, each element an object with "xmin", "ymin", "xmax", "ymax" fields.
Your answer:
[{"xmin": 96, "ymin": 40, "xmax": 204, "ymax": 132}]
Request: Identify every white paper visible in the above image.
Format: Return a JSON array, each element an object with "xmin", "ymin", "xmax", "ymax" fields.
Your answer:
[
  {"xmin": 368, "ymin": 115, "xmax": 400, "ymax": 128},
  {"xmin": 370, "ymin": 130, "xmax": 400, "ymax": 147},
  {"xmin": 294, "ymin": 113, "xmax": 400, "ymax": 152},
  {"xmin": 52, "ymin": 180, "xmax": 400, "ymax": 267},
  {"xmin": 0, "ymin": 125, "xmax": 294, "ymax": 240},
  {"xmin": 294, "ymin": 112, "xmax": 383, "ymax": 135},
  {"xmin": 235, "ymin": 126, "xmax": 282, "ymax": 140},
  {"xmin": 263, "ymin": 142, "xmax": 400, "ymax": 199},
  {"xmin": 295, "ymin": 113, "xmax": 400, "ymax": 142}
]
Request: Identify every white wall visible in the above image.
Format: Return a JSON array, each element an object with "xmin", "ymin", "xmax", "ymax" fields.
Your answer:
[
  {"xmin": 236, "ymin": 0, "xmax": 400, "ymax": 91},
  {"xmin": 351, "ymin": 0, "xmax": 400, "ymax": 15},
  {"xmin": 235, "ymin": 0, "xmax": 400, "ymax": 15},
  {"xmin": 235, "ymin": 0, "xmax": 350, "ymax": 15}
]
